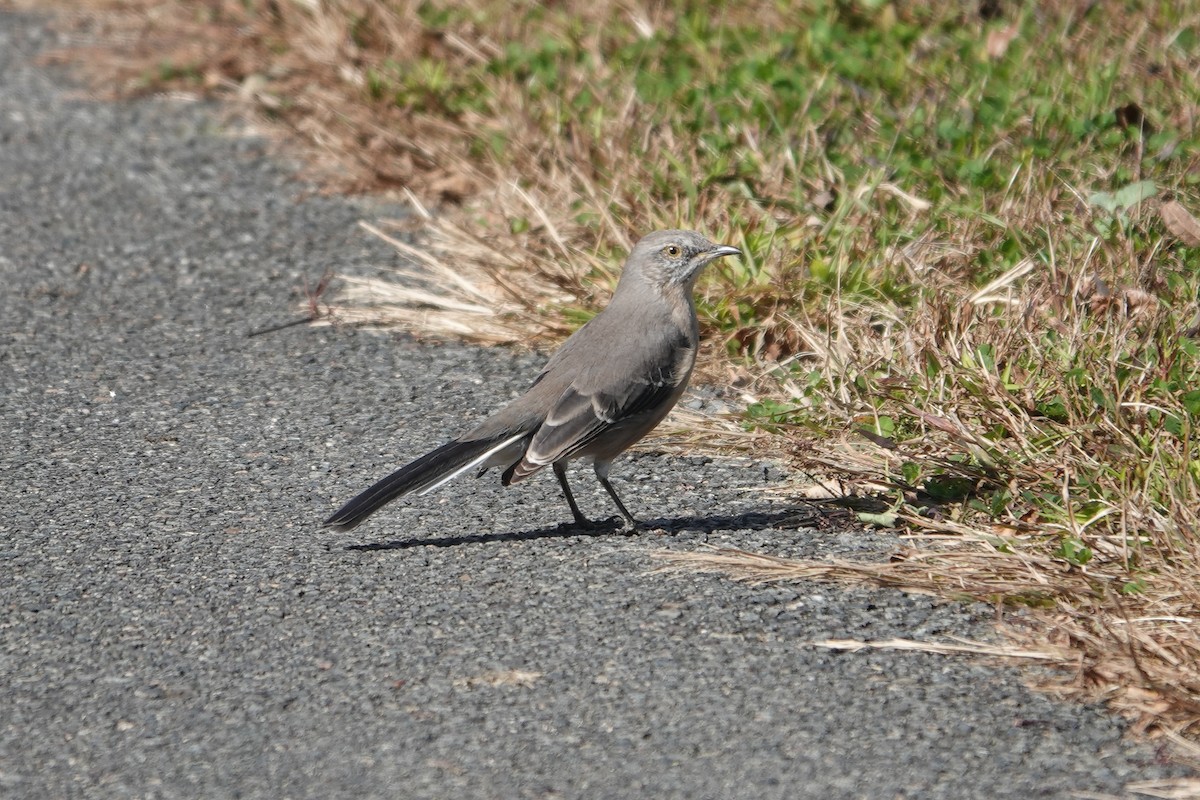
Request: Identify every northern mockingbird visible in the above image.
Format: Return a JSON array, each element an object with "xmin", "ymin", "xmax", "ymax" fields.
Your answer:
[{"xmin": 324, "ymin": 229, "xmax": 741, "ymax": 531}]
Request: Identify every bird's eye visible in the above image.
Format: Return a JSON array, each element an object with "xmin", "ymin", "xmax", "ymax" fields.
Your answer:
[{"xmin": 663, "ymin": 245, "xmax": 682, "ymax": 258}]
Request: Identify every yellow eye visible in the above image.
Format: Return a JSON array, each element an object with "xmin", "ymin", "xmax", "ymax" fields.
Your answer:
[{"xmin": 663, "ymin": 244, "xmax": 682, "ymax": 257}]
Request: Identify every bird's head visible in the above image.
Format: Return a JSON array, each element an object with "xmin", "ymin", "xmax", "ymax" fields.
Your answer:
[{"xmin": 621, "ymin": 229, "xmax": 742, "ymax": 292}]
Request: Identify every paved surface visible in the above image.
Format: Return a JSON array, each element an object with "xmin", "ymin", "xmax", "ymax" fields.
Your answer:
[{"xmin": 1, "ymin": 10, "xmax": 1191, "ymax": 799}]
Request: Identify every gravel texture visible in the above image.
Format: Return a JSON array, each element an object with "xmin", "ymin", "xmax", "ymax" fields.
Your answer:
[{"xmin": 1, "ymin": 11, "xmax": 1192, "ymax": 799}]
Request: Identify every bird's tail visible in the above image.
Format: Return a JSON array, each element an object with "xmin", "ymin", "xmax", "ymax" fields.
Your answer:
[{"xmin": 323, "ymin": 432, "xmax": 527, "ymax": 531}]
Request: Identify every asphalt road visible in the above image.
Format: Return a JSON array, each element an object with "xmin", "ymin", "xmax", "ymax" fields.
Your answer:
[{"xmin": 1, "ymin": 10, "xmax": 1192, "ymax": 799}]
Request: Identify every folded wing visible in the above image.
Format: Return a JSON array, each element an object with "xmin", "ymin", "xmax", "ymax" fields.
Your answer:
[{"xmin": 504, "ymin": 334, "xmax": 692, "ymax": 484}]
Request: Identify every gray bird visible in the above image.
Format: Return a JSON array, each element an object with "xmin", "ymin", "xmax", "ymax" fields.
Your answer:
[{"xmin": 324, "ymin": 229, "xmax": 741, "ymax": 531}]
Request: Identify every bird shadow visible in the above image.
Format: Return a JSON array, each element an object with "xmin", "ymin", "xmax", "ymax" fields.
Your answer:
[{"xmin": 345, "ymin": 506, "xmax": 822, "ymax": 551}]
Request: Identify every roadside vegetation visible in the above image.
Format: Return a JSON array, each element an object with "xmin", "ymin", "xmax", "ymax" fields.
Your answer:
[{"xmin": 29, "ymin": 0, "xmax": 1200, "ymax": 759}]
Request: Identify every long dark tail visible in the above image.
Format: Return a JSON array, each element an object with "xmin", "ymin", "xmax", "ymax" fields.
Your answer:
[{"xmin": 323, "ymin": 434, "xmax": 521, "ymax": 531}]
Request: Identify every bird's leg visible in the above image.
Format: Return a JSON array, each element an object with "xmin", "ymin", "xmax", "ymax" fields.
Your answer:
[
  {"xmin": 594, "ymin": 461, "xmax": 638, "ymax": 530},
  {"xmin": 553, "ymin": 462, "xmax": 595, "ymax": 528}
]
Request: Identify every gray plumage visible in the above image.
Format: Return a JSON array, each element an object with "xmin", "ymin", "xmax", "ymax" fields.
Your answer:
[{"xmin": 324, "ymin": 229, "xmax": 741, "ymax": 531}]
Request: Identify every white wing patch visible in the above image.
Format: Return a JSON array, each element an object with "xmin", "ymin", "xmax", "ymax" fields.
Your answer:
[{"xmin": 591, "ymin": 394, "xmax": 618, "ymax": 425}]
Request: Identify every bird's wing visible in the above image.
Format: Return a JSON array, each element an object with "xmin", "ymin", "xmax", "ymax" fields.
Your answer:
[{"xmin": 509, "ymin": 332, "xmax": 693, "ymax": 479}]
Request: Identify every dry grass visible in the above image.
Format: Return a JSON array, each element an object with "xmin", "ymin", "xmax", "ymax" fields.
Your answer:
[
  {"xmin": 22, "ymin": 0, "xmax": 1200, "ymax": 757},
  {"xmin": 1127, "ymin": 776, "xmax": 1200, "ymax": 799},
  {"xmin": 324, "ymin": 215, "xmax": 575, "ymax": 342}
]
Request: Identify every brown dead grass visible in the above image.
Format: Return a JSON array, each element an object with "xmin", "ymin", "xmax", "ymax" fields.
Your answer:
[{"xmin": 24, "ymin": 0, "xmax": 483, "ymax": 196}]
